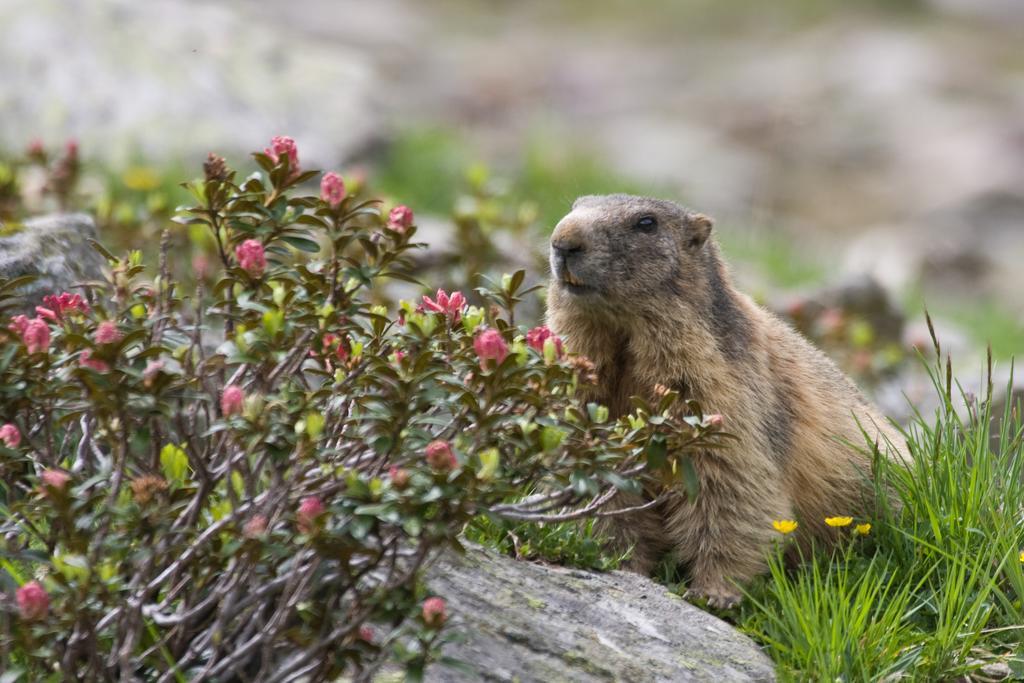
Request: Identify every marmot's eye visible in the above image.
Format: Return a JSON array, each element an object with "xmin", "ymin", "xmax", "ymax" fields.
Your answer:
[{"xmin": 635, "ymin": 215, "xmax": 657, "ymax": 232}]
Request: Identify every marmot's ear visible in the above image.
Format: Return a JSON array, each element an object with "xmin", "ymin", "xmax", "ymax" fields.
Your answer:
[{"xmin": 685, "ymin": 213, "xmax": 714, "ymax": 249}]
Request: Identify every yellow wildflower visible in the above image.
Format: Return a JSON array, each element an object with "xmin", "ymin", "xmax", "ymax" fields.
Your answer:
[
  {"xmin": 1019, "ymin": 550, "xmax": 1024, "ymax": 564},
  {"xmin": 772, "ymin": 519, "xmax": 798, "ymax": 534},
  {"xmin": 825, "ymin": 516, "xmax": 853, "ymax": 528},
  {"xmin": 855, "ymin": 523, "xmax": 872, "ymax": 536}
]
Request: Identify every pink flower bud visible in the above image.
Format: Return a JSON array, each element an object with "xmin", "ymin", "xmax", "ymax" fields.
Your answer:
[
  {"xmin": 22, "ymin": 317, "xmax": 50, "ymax": 354},
  {"xmin": 79, "ymin": 349, "xmax": 110, "ymax": 373},
  {"xmin": 425, "ymin": 440, "xmax": 457, "ymax": 471},
  {"xmin": 221, "ymin": 385, "xmax": 244, "ymax": 417},
  {"xmin": 243, "ymin": 514, "xmax": 268, "ymax": 539},
  {"xmin": 16, "ymin": 581, "xmax": 49, "ymax": 621},
  {"xmin": 265, "ymin": 135, "xmax": 299, "ymax": 173},
  {"xmin": 235, "ymin": 239, "xmax": 267, "ymax": 278},
  {"xmin": 422, "ymin": 596, "xmax": 447, "ymax": 628},
  {"xmin": 41, "ymin": 469, "xmax": 71, "ymax": 492},
  {"xmin": 320, "ymin": 172, "xmax": 346, "ymax": 209},
  {"xmin": 358, "ymin": 625, "xmax": 375, "ymax": 643},
  {"xmin": 473, "ymin": 328, "xmax": 508, "ymax": 368},
  {"xmin": 94, "ymin": 320, "xmax": 121, "ymax": 345},
  {"xmin": 0, "ymin": 424, "xmax": 21, "ymax": 448},
  {"xmin": 526, "ymin": 325, "xmax": 563, "ymax": 357},
  {"xmin": 421, "ymin": 289, "xmax": 466, "ymax": 323},
  {"xmin": 389, "ymin": 465, "xmax": 410, "ymax": 489},
  {"xmin": 387, "ymin": 205, "xmax": 414, "ymax": 232},
  {"xmin": 297, "ymin": 496, "xmax": 326, "ymax": 533},
  {"xmin": 706, "ymin": 414, "xmax": 724, "ymax": 429}
]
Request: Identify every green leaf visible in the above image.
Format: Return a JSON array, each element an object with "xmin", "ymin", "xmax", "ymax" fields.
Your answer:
[
  {"xmin": 645, "ymin": 435, "xmax": 667, "ymax": 470},
  {"xmin": 160, "ymin": 443, "xmax": 189, "ymax": 484},
  {"xmin": 680, "ymin": 456, "xmax": 700, "ymax": 500},
  {"xmin": 280, "ymin": 235, "xmax": 321, "ymax": 253}
]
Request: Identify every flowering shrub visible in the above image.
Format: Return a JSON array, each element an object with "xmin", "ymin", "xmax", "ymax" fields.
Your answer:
[{"xmin": 0, "ymin": 140, "xmax": 724, "ymax": 680}]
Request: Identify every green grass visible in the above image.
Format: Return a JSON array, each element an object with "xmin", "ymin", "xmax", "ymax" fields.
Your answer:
[
  {"xmin": 939, "ymin": 301, "xmax": 1024, "ymax": 362},
  {"xmin": 464, "ymin": 513, "xmax": 627, "ymax": 572},
  {"xmin": 735, "ymin": 357, "xmax": 1024, "ymax": 679}
]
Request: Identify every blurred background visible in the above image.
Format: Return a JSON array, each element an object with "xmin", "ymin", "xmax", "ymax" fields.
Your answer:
[{"xmin": 2, "ymin": 0, "xmax": 1023, "ymax": 413}]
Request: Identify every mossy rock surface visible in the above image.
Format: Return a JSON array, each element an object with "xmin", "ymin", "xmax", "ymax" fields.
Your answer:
[
  {"xmin": 426, "ymin": 544, "xmax": 775, "ymax": 682},
  {"xmin": 0, "ymin": 213, "xmax": 106, "ymax": 312}
]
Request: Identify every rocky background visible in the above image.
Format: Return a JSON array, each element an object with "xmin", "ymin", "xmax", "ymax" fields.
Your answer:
[{"xmin": 4, "ymin": 0, "xmax": 1023, "ymax": 334}]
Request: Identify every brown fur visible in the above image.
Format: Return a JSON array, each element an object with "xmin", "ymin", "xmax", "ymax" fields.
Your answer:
[{"xmin": 546, "ymin": 194, "xmax": 905, "ymax": 607}]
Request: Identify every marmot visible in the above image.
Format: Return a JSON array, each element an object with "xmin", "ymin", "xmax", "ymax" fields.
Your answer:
[{"xmin": 546, "ymin": 194, "xmax": 904, "ymax": 608}]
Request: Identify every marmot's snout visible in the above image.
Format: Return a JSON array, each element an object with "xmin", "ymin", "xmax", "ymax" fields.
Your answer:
[{"xmin": 550, "ymin": 211, "xmax": 592, "ymax": 290}]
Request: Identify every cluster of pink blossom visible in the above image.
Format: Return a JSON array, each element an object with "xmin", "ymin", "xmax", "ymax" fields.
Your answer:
[
  {"xmin": 473, "ymin": 328, "xmax": 508, "ymax": 367},
  {"xmin": 387, "ymin": 205, "xmax": 414, "ymax": 232},
  {"xmin": 235, "ymin": 239, "xmax": 267, "ymax": 278},
  {"xmin": 16, "ymin": 581, "xmax": 49, "ymax": 621},
  {"xmin": 0, "ymin": 423, "xmax": 20, "ymax": 448},
  {"xmin": 422, "ymin": 596, "xmax": 448, "ymax": 628},
  {"xmin": 264, "ymin": 135, "xmax": 300, "ymax": 179},
  {"xmin": 94, "ymin": 320, "xmax": 121, "ymax": 345},
  {"xmin": 421, "ymin": 289, "xmax": 466, "ymax": 323},
  {"xmin": 9, "ymin": 315, "xmax": 50, "ymax": 354},
  {"xmin": 320, "ymin": 171, "xmax": 346, "ymax": 209},
  {"xmin": 37, "ymin": 291, "xmax": 88, "ymax": 321},
  {"xmin": 425, "ymin": 440, "xmax": 458, "ymax": 471},
  {"xmin": 297, "ymin": 496, "xmax": 326, "ymax": 534},
  {"xmin": 221, "ymin": 385, "xmax": 245, "ymax": 416}
]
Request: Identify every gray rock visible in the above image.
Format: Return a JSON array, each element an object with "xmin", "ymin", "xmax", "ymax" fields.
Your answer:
[
  {"xmin": 0, "ymin": 213, "xmax": 106, "ymax": 313},
  {"xmin": 426, "ymin": 545, "xmax": 775, "ymax": 683}
]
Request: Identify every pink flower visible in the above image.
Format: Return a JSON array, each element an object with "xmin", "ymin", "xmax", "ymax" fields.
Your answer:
[
  {"xmin": 35, "ymin": 307, "xmax": 58, "ymax": 322},
  {"xmin": 425, "ymin": 440, "xmax": 457, "ymax": 471},
  {"xmin": 358, "ymin": 625, "xmax": 375, "ymax": 643},
  {"xmin": 65, "ymin": 138, "xmax": 79, "ymax": 160},
  {"xmin": 94, "ymin": 320, "xmax": 121, "ymax": 345},
  {"xmin": 8, "ymin": 314, "xmax": 30, "ymax": 336},
  {"xmin": 40, "ymin": 292, "xmax": 88, "ymax": 320},
  {"xmin": 243, "ymin": 514, "xmax": 268, "ymax": 539},
  {"xmin": 473, "ymin": 328, "xmax": 508, "ymax": 368},
  {"xmin": 0, "ymin": 424, "xmax": 20, "ymax": 448},
  {"xmin": 297, "ymin": 496, "xmax": 326, "ymax": 533},
  {"xmin": 389, "ymin": 465, "xmax": 410, "ymax": 489},
  {"xmin": 79, "ymin": 349, "xmax": 110, "ymax": 373},
  {"xmin": 22, "ymin": 318, "xmax": 50, "ymax": 354},
  {"xmin": 221, "ymin": 385, "xmax": 244, "ymax": 417},
  {"xmin": 16, "ymin": 581, "xmax": 50, "ymax": 621},
  {"xmin": 320, "ymin": 172, "xmax": 346, "ymax": 208},
  {"xmin": 422, "ymin": 596, "xmax": 447, "ymax": 628},
  {"xmin": 265, "ymin": 135, "xmax": 299, "ymax": 172},
  {"xmin": 387, "ymin": 205, "xmax": 414, "ymax": 232},
  {"xmin": 235, "ymin": 239, "xmax": 267, "ymax": 278},
  {"xmin": 526, "ymin": 326, "xmax": 563, "ymax": 357},
  {"xmin": 421, "ymin": 289, "xmax": 466, "ymax": 323},
  {"xmin": 706, "ymin": 414, "xmax": 725, "ymax": 429},
  {"xmin": 41, "ymin": 469, "xmax": 71, "ymax": 492}
]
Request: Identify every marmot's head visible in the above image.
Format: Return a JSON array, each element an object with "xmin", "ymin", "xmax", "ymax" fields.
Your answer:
[{"xmin": 548, "ymin": 194, "xmax": 715, "ymax": 318}]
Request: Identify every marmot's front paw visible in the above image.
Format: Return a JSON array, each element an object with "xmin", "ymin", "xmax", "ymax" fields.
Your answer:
[{"xmin": 684, "ymin": 582, "xmax": 742, "ymax": 609}]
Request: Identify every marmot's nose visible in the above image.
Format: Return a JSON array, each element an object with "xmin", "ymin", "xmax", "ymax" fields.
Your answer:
[{"xmin": 551, "ymin": 240, "xmax": 584, "ymax": 260}]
